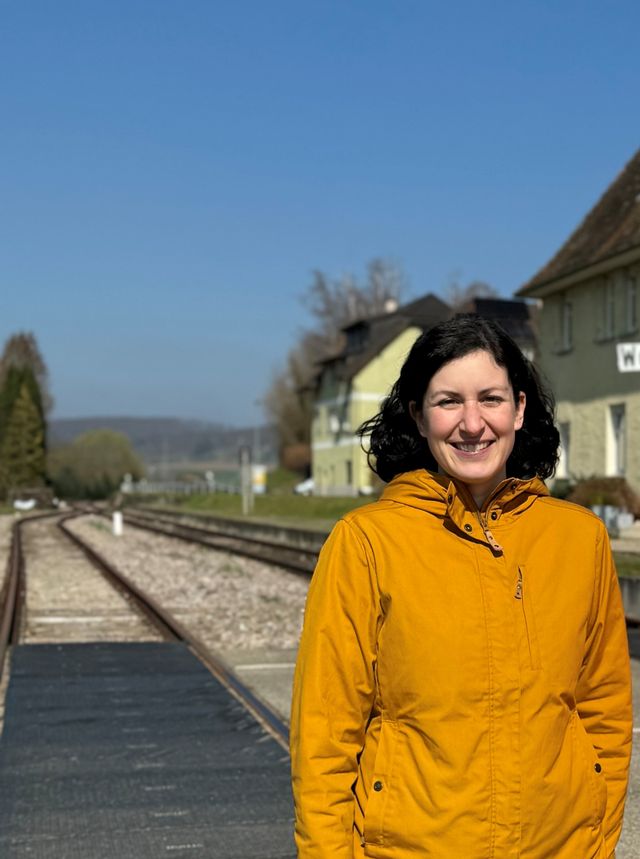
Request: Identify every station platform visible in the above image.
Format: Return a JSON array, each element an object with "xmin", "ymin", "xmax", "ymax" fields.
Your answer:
[{"xmin": 0, "ymin": 642, "xmax": 295, "ymax": 858}]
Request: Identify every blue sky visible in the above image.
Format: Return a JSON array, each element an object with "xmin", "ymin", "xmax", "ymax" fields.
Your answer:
[{"xmin": 2, "ymin": 0, "xmax": 639, "ymax": 426}]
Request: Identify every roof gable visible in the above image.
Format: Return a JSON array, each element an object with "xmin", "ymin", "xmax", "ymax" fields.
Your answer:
[{"xmin": 520, "ymin": 148, "xmax": 640, "ymax": 295}]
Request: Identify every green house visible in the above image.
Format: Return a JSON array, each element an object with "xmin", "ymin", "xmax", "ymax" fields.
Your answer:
[{"xmin": 518, "ymin": 149, "xmax": 640, "ymax": 493}]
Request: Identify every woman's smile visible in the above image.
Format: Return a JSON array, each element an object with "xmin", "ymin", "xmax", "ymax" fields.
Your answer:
[{"xmin": 450, "ymin": 440, "xmax": 494, "ymax": 455}]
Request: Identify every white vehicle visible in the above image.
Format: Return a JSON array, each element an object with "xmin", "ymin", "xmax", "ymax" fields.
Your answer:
[
  {"xmin": 13, "ymin": 499, "xmax": 36, "ymax": 511},
  {"xmin": 293, "ymin": 477, "xmax": 314, "ymax": 496}
]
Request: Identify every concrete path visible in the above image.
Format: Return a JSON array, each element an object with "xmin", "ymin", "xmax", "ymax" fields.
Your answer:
[{"xmin": 617, "ymin": 631, "xmax": 640, "ymax": 858}]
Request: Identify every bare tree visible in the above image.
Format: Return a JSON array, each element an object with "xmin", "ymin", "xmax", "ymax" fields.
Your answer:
[
  {"xmin": 265, "ymin": 258, "xmax": 408, "ymax": 468},
  {"xmin": 304, "ymin": 258, "xmax": 406, "ymax": 346},
  {"xmin": 366, "ymin": 257, "xmax": 405, "ymax": 312},
  {"xmin": 445, "ymin": 277, "xmax": 499, "ymax": 312}
]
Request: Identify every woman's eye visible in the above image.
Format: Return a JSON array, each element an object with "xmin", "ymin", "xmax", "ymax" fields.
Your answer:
[
  {"xmin": 483, "ymin": 396, "xmax": 505, "ymax": 405},
  {"xmin": 437, "ymin": 398, "xmax": 459, "ymax": 407}
]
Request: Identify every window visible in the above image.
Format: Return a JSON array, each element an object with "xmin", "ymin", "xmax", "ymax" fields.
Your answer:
[
  {"xmin": 603, "ymin": 278, "xmax": 616, "ymax": 338},
  {"xmin": 559, "ymin": 296, "xmax": 572, "ymax": 351},
  {"xmin": 346, "ymin": 323, "xmax": 368, "ymax": 354},
  {"xmin": 346, "ymin": 460, "xmax": 353, "ymax": 486},
  {"xmin": 606, "ymin": 404, "xmax": 626, "ymax": 477},
  {"xmin": 557, "ymin": 422, "xmax": 571, "ymax": 479},
  {"xmin": 626, "ymin": 272, "xmax": 638, "ymax": 332}
]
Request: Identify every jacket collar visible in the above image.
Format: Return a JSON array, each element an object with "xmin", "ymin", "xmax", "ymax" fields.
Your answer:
[{"xmin": 381, "ymin": 469, "xmax": 549, "ymax": 553}]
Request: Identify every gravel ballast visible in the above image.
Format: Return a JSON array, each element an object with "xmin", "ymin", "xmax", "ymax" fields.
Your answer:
[{"xmin": 66, "ymin": 514, "xmax": 309, "ymax": 653}]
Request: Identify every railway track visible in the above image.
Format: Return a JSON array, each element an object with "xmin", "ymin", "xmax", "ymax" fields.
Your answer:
[
  {"xmin": 0, "ymin": 512, "xmax": 291, "ymax": 748},
  {"xmin": 0, "ymin": 511, "xmax": 63, "ymax": 676},
  {"xmin": 123, "ymin": 506, "xmax": 640, "ymax": 626},
  {"xmin": 117, "ymin": 507, "xmax": 319, "ymax": 575},
  {"xmin": 3, "ymin": 507, "xmax": 637, "ymax": 741}
]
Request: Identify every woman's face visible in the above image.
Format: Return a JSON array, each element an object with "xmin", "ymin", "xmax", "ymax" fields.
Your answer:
[{"xmin": 411, "ymin": 349, "xmax": 526, "ymax": 506}]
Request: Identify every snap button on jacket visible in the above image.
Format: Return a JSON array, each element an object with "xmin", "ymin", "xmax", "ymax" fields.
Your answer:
[{"xmin": 290, "ymin": 470, "xmax": 632, "ymax": 858}]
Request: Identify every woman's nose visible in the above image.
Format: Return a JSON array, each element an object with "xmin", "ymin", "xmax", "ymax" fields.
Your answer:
[{"xmin": 460, "ymin": 401, "xmax": 484, "ymax": 434}]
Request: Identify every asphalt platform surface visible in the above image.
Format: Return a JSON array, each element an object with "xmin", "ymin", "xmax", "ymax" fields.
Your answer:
[{"xmin": 0, "ymin": 642, "xmax": 295, "ymax": 859}]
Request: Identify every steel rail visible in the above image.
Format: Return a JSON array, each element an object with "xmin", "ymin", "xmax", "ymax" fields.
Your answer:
[
  {"xmin": 128, "ymin": 507, "xmax": 322, "ymax": 555},
  {"xmin": 0, "ymin": 511, "xmax": 67, "ymax": 681},
  {"xmin": 117, "ymin": 511, "xmax": 317, "ymax": 575},
  {"xmin": 57, "ymin": 514, "xmax": 290, "ymax": 750},
  {"xmin": 0, "ymin": 521, "xmax": 22, "ymax": 682},
  {"xmin": 131, "ymin": 504, "xmax": 327, "ymax": 551}
]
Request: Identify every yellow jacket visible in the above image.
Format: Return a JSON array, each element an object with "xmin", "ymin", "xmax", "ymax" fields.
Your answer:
[{"xmin": 290, "ymin": 470, "xmax": 632, "ymax": 858}]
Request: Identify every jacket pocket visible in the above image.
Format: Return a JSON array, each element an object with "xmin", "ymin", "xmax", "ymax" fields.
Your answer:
[
  {"xmin": 362, "ymin": 719, "xmax": 399, "ymax": 849},
  {"xmin": 571, "ymin": 710, "xmax": 608, "ymax": 828},
  {"xmin": 514, "ymin": 565, "xmax": 541, "ymax": 670}
]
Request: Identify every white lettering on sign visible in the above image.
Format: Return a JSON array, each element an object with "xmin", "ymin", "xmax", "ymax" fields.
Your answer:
[{"xmin": 617, "ymin": 343, "xmax": 640, "ymax": 372}]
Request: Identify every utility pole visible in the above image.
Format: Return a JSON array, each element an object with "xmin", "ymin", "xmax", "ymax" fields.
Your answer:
[
  {"xmin": 161, "ymin": 437, "xmax": 169, "ymax": 482},
  {"xmin": 239, "ymin": 445, "xmax": 253, "ymax": 515},
  {"xmin": 253, "ymin": 398, "xmax": 263, "ymax": 465}
]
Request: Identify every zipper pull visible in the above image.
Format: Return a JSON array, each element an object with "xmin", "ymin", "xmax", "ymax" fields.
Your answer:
[
  {"xmin": 514, "ymin": 568, "xmax": 523, "ymax": 600},
  {"xmin": 475, "ymin": 512, "xmax": 504, "ymax": 554}
]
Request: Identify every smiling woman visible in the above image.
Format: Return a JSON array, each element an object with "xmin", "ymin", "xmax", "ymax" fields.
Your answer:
[
  {"xmin": 359, "ymin": 314, "xmax": 559, "ymax": 488},
  {"xmin": 409, "ymin": 349, "xmax": 526, "ymax": 508},
  {"xmin": 290, "ymin": 315, "xmax": 632, "ymax": 859}
]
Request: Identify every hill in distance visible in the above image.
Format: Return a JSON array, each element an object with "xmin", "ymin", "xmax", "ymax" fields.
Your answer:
[{"xmin": 49, "ymin": 416, "xmax": 277, "ymax": 466}]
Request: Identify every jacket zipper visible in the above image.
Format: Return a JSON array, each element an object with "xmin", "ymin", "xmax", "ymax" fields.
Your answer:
[
  {"xmin": 515, "ymin": 568, "xmax": 523, "ymax": 600},
  {"xmin": 514, "ymin": 567, "xmax": 540, "ymax": 669}
]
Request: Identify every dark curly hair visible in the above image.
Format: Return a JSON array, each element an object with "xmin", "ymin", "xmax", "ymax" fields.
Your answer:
[{"xmin": 358, "ymin": 314, "xmax": 559, "ymax": 483}]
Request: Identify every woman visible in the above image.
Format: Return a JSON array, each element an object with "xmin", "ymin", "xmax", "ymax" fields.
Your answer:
[{"xmin": 290, "ymin": 315, "xmax": 632, "ymax": 859}]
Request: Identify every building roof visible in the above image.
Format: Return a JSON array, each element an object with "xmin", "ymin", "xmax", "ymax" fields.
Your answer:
[
  {"xmin": 462, "ymin": 297, "xmax": 536, "ymax": 345},
  {"xmin": 519, "ymin": 148, "xmax": 640, "ymax": 296},
  {"xmin": 321, "ymin": 293, "xmax": 450, "ymax": 381},
  {"xmin": 316, "ymin": 293, "xmax": 536, "ymax": 387},
  {"xmin": 394, "ymin": 293, "xmax": 453, "ymax": 329}
]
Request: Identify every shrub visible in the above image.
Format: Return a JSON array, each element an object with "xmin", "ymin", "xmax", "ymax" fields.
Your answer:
[
  {"xmin": 550, "ymin": 478, "xmax": 575, "ymax": 500},
  {"xmin": 566, "ymin": 477, "xmax": 640, "ymax": 517}
]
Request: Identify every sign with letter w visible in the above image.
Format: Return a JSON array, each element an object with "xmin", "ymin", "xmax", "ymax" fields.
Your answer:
[{"xmin": 617, "ymin": 343, "xmax": 640, "ymax": 372}]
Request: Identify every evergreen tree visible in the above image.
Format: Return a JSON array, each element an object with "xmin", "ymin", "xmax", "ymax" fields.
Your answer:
[
  {"xmin": 0, "ymin": 332, "xmax": 49, "ymax": 497},
  {"xmin": 0, "ymin": 365, "xmax": 45, "ymax": 450},
  {"xmin": 0, "ymin": 332, "xmax": 52, "ymax": 414},
  {"xmin": 0, "ymin": 383, "xmax": 46, "ymax": 492}
]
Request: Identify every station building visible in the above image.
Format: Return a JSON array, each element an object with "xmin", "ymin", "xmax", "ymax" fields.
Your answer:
[
  {"xmin": 518, "ymin": 148, "xmax": 640, "ymax": 493},
  {"xmin": 311, "ymin": 293, "xmax": 536, "ymax": 496}
]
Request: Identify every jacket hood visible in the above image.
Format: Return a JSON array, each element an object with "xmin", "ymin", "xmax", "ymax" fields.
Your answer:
[
  {"xmin": 380, "ymin": 469, "xmax": 549, "ymax": 552},
  {"xmin": 382, "ymin": 469, "xmax": 548, "ymax": 512}
]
